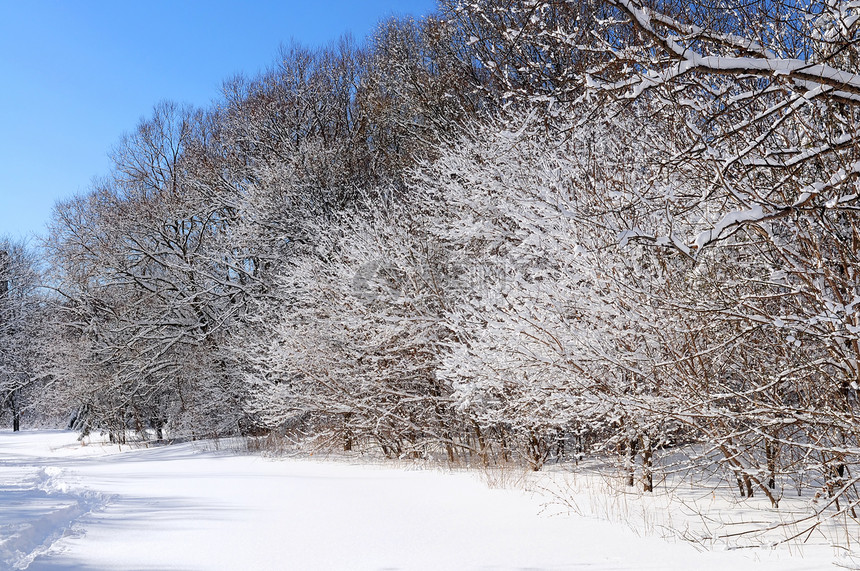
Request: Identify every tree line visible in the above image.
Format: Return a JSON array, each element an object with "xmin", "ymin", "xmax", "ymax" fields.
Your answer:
[{"xmin": 3, "ymin": 0, "xmax": 860, "ymax": 526}]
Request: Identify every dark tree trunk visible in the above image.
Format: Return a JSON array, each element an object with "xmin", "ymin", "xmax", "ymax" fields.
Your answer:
[
  {"xmin": 744, "ymin": 475, "xmax": 754, "ymax": 498},
  {"xmin": 627, "ymin": 437, "xmax": 639, "ymax": 487},
  {"xmin": 765, "ymin": 438, "xmax": 777, "ymax": 489},
  {"xmin": 640, "ymin": 435, "xmax": 653, "ymax": 493},
  {"xmin": 150, "ymin": 418, "xmax": 165, "ymax": 440},
  {"xmin": 9, "ymin": 392, "xmax": 20, "ymax": 432}
]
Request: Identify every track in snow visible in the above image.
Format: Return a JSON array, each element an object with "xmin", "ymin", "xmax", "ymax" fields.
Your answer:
[{"xmin": 0, "ymin": 464, "xmax": 109, "ymax": 570}]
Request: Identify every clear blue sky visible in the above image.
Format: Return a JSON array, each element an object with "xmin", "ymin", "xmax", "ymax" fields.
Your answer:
[{"xmin": 0, "ymin": 0, "xmax": 438, "ymax": 241}]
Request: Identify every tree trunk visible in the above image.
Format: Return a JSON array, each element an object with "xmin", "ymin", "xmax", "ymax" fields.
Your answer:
[
  {"xmin": 627, "ymin": 437, "xmax": 639, "ymax": 487},
  {"xmin": 10, "ymin": 392, "xmax": 20, "ymax": 432},
  {"xmin": 342, "ymin": 413, "xmax": 353, "ymax": 452},
  {"xmin": 471, "ymin": 421, "xmax": 489, "ymax": 467},
  {"xmin": 499, "ymin": 426, "xmax": 511, "ymax": 463},
  {"xmin": 743, "ymin": 474, "xmax": 754, "ymax": 498},
  {"xmin": 640, "ymin": 435, "xmax": 653, "ymax": 493},
  {"xmin": 765, "ymin": 439, "xmax": 777, "ymax": 489}
]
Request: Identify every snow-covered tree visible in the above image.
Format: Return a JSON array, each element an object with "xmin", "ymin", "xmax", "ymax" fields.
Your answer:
[
  {"xmin": 0, "ymin": 239, "xmax": 46, "ymax": 431},
  {"xmin": 439, "ymin": 0, "xmax": 860, "ymax": 504},
  {"xmin": 45, "ymin": 102, "xmax": 253, "ymax": 441},
  {"xmin": 236, "ymin": 194, "xmax": 472, "ymax": 459},
  {"xmin": 414, "ymin": 107, "xmax": 700, "ymax": 478}
]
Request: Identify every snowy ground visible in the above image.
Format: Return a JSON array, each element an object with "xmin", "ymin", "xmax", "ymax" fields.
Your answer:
[{"xmin": 0, "ymin": 430, "xmax": 844, "ymax": 570}]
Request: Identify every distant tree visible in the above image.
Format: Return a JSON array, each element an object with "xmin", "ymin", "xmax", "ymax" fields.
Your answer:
[{"xmin": 0, "ymin": 238, "xmax": 45, "ymax": 431}]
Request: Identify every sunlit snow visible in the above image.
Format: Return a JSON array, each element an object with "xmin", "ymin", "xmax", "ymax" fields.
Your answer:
[{"xmin": 0, "ymin": 430, "xmax": 836, "ymax": 570}]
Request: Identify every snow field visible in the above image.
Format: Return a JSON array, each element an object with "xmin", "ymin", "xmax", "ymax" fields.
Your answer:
[{"xmin": 0, "ymin": 430, "xmax": 841, "ymax": 570}]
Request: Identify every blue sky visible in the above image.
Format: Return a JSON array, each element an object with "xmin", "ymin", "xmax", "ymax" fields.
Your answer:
[{"xmin": 0, "ymin": 0, "xmax": 438, "ymax": 241}]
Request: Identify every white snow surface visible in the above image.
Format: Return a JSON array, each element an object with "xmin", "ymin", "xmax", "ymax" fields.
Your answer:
[{"xmin": 0, "ymin": 430, "xmax": 835, "ymax": 570}]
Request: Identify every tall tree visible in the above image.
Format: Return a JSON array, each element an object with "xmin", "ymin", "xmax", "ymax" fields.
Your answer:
[{"xmin": 0, "ymin": 238, "xmax": 45, "ymax": 431}]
